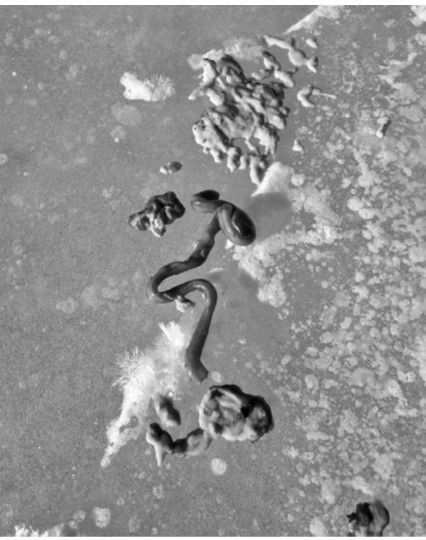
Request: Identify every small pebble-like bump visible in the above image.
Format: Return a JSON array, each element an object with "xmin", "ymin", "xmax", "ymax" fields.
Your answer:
[
  {"xmin": 91, "ymin": 507, "xmax": 111, "ymax": 528},
  {"xmin": 153, "ymin": 484, "xmax": 164, "ymax": 499},
  {"xmin": 310, "ymin": 516, "xmax": 328, "ymax": 536},
  {"xmin": 291, "ymin": 173, "xmax": 305, "ymax": 187},
  {"xmin": 292, "ymin": 139, "xmax": 304, "ymax": 152},
  {"xmin": 128, "ymin": 515, "xmax": 141, "ymax": 533},
  {"xmin": 211, "ymin": 371, "xmax": 224, "ymax": 383},
  {"xmin": 111, "ymin": 103, "xmax": 142, "ymax": 127},
  {"xmin": 56, "ymin": 297, "xmax": 79, "ymax": 314},
  {"xmin": 72, "ymin": 510, "xmax": 86, "ymax": 522},
  {"xmin": 211, "ymin": 458, "xmax": 227, "ymax": 475},
  {"xmin": 10, "ymin": 194, "xmax": 24, "ymax": 207}
]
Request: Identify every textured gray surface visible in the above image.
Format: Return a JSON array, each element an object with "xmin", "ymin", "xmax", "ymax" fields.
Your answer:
[{"xmin": 1, "ymin": 5, "xmax": 426, "ymax": 536}]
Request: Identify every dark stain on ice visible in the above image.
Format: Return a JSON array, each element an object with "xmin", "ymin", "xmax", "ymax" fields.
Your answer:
[{"xmin": 237, "ymin": 268, "xmax": 259, "ymax": 292}]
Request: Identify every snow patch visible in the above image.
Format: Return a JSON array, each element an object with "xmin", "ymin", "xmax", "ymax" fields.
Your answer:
[
  {"xmin": 188, "ymin": 37, "xmax": 263, "ymax": 70},
  {"xmin": 285, "ymin": 6, "xmax": 344, "ymax": 34},
  {"xmin": 251, "ymin": 161, "xmax": 293, "ymax": 197},
  {"xmin": 101, "ymin": 317, "xmax": 192, "ymax": 467},
  {"xmin": 411, "ymin": 6, "xmax": 426, "ymax": 26},
  {"xmin": 120, "ymin": 72, "xmax": 175, "ymax": 101},
  {"xmin": 309, "ymin": 516, "xmax": 329, "ymax": 536}
]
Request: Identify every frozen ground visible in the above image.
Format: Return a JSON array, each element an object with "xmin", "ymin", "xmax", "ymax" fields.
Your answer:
[{"xmin": 1, "ymin": 5, "xmax": 426, "ymax": 537}]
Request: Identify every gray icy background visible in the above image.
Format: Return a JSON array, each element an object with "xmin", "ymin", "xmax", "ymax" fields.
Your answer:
[{"xmin": 1, "ymin": 5, "xmax": 426, "ymax": 536}]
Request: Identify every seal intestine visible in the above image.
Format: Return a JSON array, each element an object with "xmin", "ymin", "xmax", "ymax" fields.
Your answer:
[
  {"xmin": 189, "ymin": 36, "xmax": 320, "ymax": 186},
  {"xmin": 189, "ymin": 54, "xmax": 289, "ymax": 185}
]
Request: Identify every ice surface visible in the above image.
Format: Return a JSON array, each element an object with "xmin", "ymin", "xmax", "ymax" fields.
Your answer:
[{"xmin": 1, "ymin": 5, "xmax": 426, "ymax": 537}]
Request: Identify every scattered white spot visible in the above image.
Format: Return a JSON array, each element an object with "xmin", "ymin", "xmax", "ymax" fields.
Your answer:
[
  {"xmin": 14, "ymin": 524, "xmax": 65, "ymax": 537},
  {"xmin": 10, "ymin": 194, "xmax": 25, "ymax": 207},
  {"xmin": 153, "ymin": 484, "xmax": 164, "ymax": 499},
  {"xmin": 72, "ymin": 510, "xmax": 85, "ymax": 522},
  {"xmin": 211, "ymin": 457, "xmax": 227, "ymax": 475},
  {"xmin": 347, "ymin": 196, "xmax": 364, "ymax": 214},
  {"xmin": 81, "ymin": 285, "xmax": 99, "ymax": 308},
  {"xmin": 64, "ymin": 63, "xmax": 85, "ymax": 81},
  {"xmin": 414, "ymin": 32, "xmax": 426, "ymax": 46},
  {"xmin": 305, "ymin": 374, "xmax": 319, "ymax": 392},
  {"xmin": 350, "ymin": 367, "xmax": 375, "ymax": 388},
  {"xmin": 91, "ymin": 507, "xmax": 111, "ymax": 529},
  {"xmin": 68, "ymin": 510, "xmax": 86, "ymax": 532},
  {"xmin": 111, "ymin": 103, "xmax": 142, "ymax": 126},
  {"xmin": 350, "ymin": 475, "xmax": 374, "ymax": 495},
  {"xmin": 309, "ymin": 516, "xmax": 329, "ymax": 536},
  {"xmin": 211, "ymin": 371, "xmax": 224, "ymax": 383},
  {"xmin": 56, "ymin": 297, "xmax": 79, "ymax": 315},
  {"xmin": 411, "ymin": 6, "xmax": 426, "ymax": 26},
  {"xmin": 258, "ymin": 274, "xmax": 287, "ymax": 307},
  {"xmin": 101, "ymin": 287, "xmax": 120, "ymax": 301},
  {"xmin": 13, "ymin": 517, "xmax": 80, "ymax": 537},
  {"xmin": 0, "ymin": 153, "xmax": 9, "ymax": 166},
  {"xmin": 128, "ymin": 516, "xmax": 141, "ymax": 534},
  {"xmin": 306, "ymin": 37, "xmax": 318, "ymax": 49},
  {"xmin": 120, "ymin": 72, "xmax": 175, "ymax": 102},
  {"xmin": 409, "ymin": 245, "xmax": 426, "ymax": 263},
  {"xmin": 372, "ymin": 452, "xmax": 394, "ymax": 480},
  {"xmin": 281, "ymin": 355, "xmax": 292, "ymax": 366},
  {"xmin": 341, "ymin": 317, "xmax": 352, "ymax": 330},
  {"xmin": 320, "ymin": 478, "xmax": 339, "ymax": 505},
  {"xmin": 397, "ymin": 369, "xmax": 416, "ymax": 384}
]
